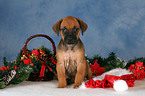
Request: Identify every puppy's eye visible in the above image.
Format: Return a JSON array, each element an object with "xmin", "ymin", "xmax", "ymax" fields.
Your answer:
[
  {"xmin": 73, "ymin": 27, "xmax": 79, "ymax": 32},
  {"xmin": 61, "ymin": 27, "xmax": 67, "ymax": 33},
  {"xmin": 62, "ymin": 29, "xmax": 67, "ymax": 32}
]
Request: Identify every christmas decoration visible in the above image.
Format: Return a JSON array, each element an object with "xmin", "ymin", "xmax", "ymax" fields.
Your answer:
[
  {"xmin": 1, "ymin": 34, "xmax": 145, "ymax": 90},
  {"xmin": 90, "ymin": 61, "xmax": 105, "ymax": 76},
  {"xmin": 0, "ymin": 46, "xmax": 57, "ymax": 89},
  {"xmin": 125, "ymin": 57, "xmax": 145, "ymax": 69},
  {"xmin": 85, "ymin": 74, "xmax": 135, "ymax": 88},
  {"xmin": 84, "ymin": 61, "xmax": 145, "ymax": 90},
  {"xmin": 113, "ymin": 80, "xmax": 128, "ymax": 92},
  {"xmin": 86, "ymin": 52, "xmax": 126, "ymax": 72},
  {"xmin": 22, "ymin": 34, "xmax": 56, "ymax": 80},
  {"xmin": 128, "ymin": 61, "xmax": 145, "ymax": 80},
  {"xmin": 0, "ymin": 34, "xmax": 57, "ymax": 89}
]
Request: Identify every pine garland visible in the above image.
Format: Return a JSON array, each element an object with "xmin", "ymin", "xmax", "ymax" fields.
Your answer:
[
  {"xmin": 126, "ymin": 57, "xmax": 145, "ymax": 69},
  {"xmin": 86, "ymin": 52, "xmax": 126, "ymax": 72}
]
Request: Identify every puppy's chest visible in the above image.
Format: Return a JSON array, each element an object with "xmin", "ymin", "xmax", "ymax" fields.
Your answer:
[{"xmin": 63, "ymin": 50, "xmax": 77, "ymax": 76}]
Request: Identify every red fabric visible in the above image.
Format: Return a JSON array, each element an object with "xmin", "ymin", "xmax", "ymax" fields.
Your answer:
[
  {"xmin": 48, "ymin": 57, "xmax": 57, "ymax": 65},
  {"xmin": 39, "ymin": 62, "xmax": 53, "ymax": 77},
  {"xmin": 39, "ymin": 64, "xmax": 46, "ymax": 77},
  {"xmin": 85, "ymin": 74, "xmax": 135, "ymax": 88}
]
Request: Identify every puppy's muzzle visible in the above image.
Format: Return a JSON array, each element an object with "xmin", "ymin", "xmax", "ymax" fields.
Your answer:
[{"xmin": 64, "ymin": 31, "xmax": 78, "ymax": 45}]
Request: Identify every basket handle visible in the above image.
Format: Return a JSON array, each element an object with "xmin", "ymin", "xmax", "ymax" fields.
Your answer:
[{"xmin": 23, "ymin": 34, "xmax": 56, "ymax": 56}]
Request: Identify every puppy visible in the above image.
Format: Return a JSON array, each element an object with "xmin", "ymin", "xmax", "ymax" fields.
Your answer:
[{"xmin": 52, "ymin": 16, "xmax": 92, "ymax": 88}]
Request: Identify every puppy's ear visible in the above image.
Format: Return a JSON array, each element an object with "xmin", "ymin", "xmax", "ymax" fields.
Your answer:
[
  {"xmin": 52, "ymin": 19, "xmax": 63, "ymax": 36},
  {"xmin": 76, "ymin": 18, "xmax": 88, "ymax": 35}
]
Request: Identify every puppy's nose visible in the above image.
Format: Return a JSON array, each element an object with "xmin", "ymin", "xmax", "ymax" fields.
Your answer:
[
  {"xmin": 68, "ymin": 32, "xmax": 73, "ymax": 37},
  {"xmin": 68, "ymin": 34, "xmax": 72, "ymax": 37}
]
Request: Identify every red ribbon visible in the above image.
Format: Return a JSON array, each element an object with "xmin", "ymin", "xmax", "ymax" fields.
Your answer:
[
  {"xmin": 39, "ymin": 64, "xmax": 46, "ymax": 77},
  {"xmin": 48, "ymin": 57, "xmax": 56, "ymax": 65},
  {"xmin": 39, "ymin": 62, "xmax": 53, "ymax": 77},
  {"xmin": 38, "ymin": 57, "xmax": 56, "ymax": 78}
]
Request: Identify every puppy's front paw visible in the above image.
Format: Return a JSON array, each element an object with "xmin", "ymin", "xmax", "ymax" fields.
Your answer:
[
  {"xmin": 57, "ymin": 83, "xmax": 67, "ymax": 88},
  {"xmin": 73, "ymin": 83, "xmax": 81, "ymax": 88}
]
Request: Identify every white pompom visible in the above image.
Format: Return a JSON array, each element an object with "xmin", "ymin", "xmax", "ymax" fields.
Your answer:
[{"xmin": 113, "ymin": 80, "xmax": 128, "ymax": 92}]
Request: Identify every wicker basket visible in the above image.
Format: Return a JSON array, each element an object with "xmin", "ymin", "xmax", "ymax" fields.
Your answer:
[{"xmin": 22, "ymin": 34, "xmax": 56, "ymax": 81}]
